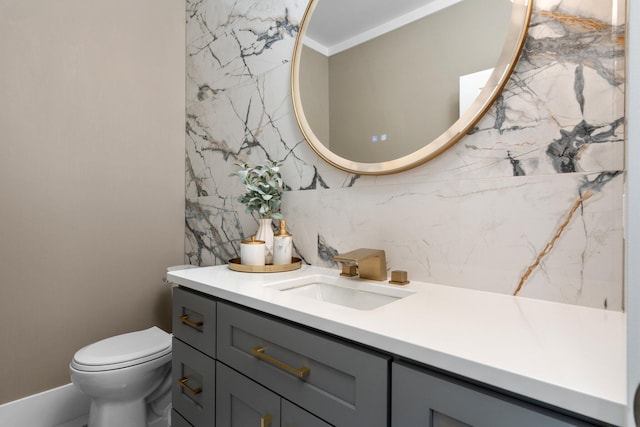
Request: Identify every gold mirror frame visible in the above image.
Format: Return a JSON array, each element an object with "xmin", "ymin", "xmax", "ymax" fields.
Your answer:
[{"xmin": 291, "ymin": 0, "xmax": 533, "ymax": 175}]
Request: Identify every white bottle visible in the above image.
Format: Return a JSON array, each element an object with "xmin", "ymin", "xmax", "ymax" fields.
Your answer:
[{"xmin": 273, "ymin": 220, "xmax": 293, "ymax": 265}]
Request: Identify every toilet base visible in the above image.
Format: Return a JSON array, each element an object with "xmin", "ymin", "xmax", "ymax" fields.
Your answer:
[
  {"xmin": 88, "ymin": 398, "xmax": 146, "ymax": 427},
  {"xmin": 147, "ymin": 403, "xmax": 172, "ymax": 427}
]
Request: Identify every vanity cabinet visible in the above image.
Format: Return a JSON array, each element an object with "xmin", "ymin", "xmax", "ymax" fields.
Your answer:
[
  {"xmin": 392, "ymin": 361, "xmax": 597, "ymax": 427},
  {"xmin": 172, "ymin": 286, "xmax": 601, "ymax": 427}
]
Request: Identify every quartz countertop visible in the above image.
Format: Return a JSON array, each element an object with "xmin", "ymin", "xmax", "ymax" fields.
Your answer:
[{"xmin": 167, "ymin": 264, "xmax": 626, "ymax": 426}]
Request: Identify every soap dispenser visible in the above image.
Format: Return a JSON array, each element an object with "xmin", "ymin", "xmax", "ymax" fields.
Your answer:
[{"xmin": 273, "ymin": 220, "xmax": 292, "ymax": 265}]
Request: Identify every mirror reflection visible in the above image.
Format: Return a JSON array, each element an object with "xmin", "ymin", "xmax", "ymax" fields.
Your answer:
[{"xmin": 292, "ymin": 0, "xmax": 532, "ymax": 174}]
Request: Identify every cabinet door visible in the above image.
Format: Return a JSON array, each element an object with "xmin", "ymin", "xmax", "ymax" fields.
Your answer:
[
  {"xmin": 172, "ymin": 338, "xmax": 215, "ymax": 427},
  {"xmin": 281, "ymin": 400, "xmax": 332, "ymax": 427},
  {"xmin": 392, "ymin": 361, "xmax": 595, "ymax": 427},
  {"xmin": 216, "ymin": 362, "xmax": 281, "ymax": 427}
]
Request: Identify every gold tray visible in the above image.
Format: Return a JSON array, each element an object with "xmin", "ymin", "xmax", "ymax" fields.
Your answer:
[{"xmin": 227, "ymin": 257, "xmax": 302, "ymax": 273}]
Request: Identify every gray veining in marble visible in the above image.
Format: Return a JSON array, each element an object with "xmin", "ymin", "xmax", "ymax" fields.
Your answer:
[{"xmin": 184, "ymin": 0, "xmax": 625, "ymax": 310}]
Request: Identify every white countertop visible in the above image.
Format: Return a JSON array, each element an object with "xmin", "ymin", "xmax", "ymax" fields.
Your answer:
[{"xmin": 167, "ymin": 264, "xmax": 626, "ymax": 426}]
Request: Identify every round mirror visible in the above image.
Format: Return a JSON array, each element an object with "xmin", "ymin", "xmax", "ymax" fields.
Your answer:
[{"xmin": 292, "ymin": 0, "xmax": 532, "ymax": 175}]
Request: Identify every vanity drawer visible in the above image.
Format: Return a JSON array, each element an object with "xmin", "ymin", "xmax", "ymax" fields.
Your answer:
[
  {"xmin": 217, "ymin": 302, "xmax": 390, "ymax": 427},
  {"xmin": 172, "ymin": 286, "xmax": 216, "ymax": 356},
  {"xmin": 172, "ymin": 338, "xmax": 215, "ymax": 427}
]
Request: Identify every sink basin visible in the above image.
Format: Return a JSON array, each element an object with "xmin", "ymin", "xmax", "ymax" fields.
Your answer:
[{"xmin": 267, "ymin": 274, "xmax": 414, "ymax": 310}]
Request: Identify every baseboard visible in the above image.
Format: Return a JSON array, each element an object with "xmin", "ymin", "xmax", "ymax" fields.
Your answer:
[{"xmin": 0, "ymin": 383, "xmax": 90, "ymax": 427}]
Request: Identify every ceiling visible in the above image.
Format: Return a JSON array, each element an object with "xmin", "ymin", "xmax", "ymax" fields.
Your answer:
[{"xmin": 304, "ymin": 0, "xmax": 461, "ymax": 55}]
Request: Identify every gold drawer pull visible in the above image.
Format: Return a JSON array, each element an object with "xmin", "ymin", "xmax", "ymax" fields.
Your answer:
[
  {"xmin": 260, "ymin": 414, "xmax": 272, "ymax": 427},
  {"xmin": 251, "ymin": 346, "xmax": 310, "ymax": 379},
  {"xmin": 260, "ymin": 413, "xmax": 272, "ymax": 427},
  {"xmin": 180, "ymin": 314, "xmax": 203, "ymax": 329},
  {"xmin": 178, "ymin": 377, "xmax": 202, "ymax": 395}
]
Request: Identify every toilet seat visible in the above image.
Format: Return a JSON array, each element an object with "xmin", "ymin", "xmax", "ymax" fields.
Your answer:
[{"xmin": 71, "ymin": 326, "xmax": 172, "ymax": 372}]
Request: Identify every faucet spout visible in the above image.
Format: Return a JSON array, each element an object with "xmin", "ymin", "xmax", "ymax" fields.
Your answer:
[{"xmin": 334, "ymin": 248, "xmax": 387, "ymax": 281}]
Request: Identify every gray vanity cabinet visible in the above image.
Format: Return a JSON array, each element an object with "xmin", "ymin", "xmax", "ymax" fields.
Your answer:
[
  {"xmin": 172, "ymin": 286, "xmax": 597, "ymax": 427},
  {"xmin": 392, "ymin": 361, "xmax": 596, "ymax": 427},
  {"xmin": 216, "ymin": 302, "xmax": 390, "ymax": 427}
]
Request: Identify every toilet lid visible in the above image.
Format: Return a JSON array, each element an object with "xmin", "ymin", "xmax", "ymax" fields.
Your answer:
[{"xmin": 71, "ymin": 326, "xmax": 171, "ymax": 371}]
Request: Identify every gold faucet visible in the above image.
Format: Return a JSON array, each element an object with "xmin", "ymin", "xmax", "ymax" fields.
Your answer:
[{"xmin": 334, "ymin": 248, "xmax": 387, "ymax": 281}]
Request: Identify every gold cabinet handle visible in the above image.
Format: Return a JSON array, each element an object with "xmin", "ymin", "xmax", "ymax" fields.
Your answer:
[
  {"xmin": 260, "ymin": 413, "xmax": 272, "ymax": 427},
  {"xmin": 180, "ymin": 314, "xmax": 203, "ymax": 329},
  {"xmin": 251, "ymin": 346, "xmax": 310, "ymax": 379},
  {"xmin": 178, "ymin": 377, "xmax": 202, "ymax": 395}
]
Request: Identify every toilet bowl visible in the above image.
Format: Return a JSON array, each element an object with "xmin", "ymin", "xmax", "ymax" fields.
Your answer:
[{"xmin": 70, "ymin": 326, "xmax": 172, "ymax": 427}]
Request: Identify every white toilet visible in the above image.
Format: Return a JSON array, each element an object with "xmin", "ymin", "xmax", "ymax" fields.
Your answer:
[{"xmin": 70, "ymin": 326, "xmax": 173, "ymax": 427}]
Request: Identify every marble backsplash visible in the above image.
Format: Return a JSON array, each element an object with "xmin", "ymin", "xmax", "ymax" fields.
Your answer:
[{"xmin": 185, "ymin": 0, "xmax": 625, "ymax": 310}]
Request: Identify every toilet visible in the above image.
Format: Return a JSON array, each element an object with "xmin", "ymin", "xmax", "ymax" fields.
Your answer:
[{"xmin": 70, "ymin": 326, "xmax": 172, "ymax": 427}]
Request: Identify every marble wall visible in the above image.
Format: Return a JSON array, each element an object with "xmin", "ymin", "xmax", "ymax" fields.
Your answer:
[{"xmin": 185, "ymin": 0, "xmax": 625, "ymax": 310}]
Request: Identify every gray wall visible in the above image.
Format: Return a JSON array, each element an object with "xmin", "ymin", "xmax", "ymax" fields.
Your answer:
[{"xmin": 0, "ymin": 0, "xmax": 185, "ymax": 404}]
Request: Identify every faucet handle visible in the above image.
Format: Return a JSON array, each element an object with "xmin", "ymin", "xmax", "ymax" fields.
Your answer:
[
  {"xmin": 389, "ymin": 270, "xmax": 409, "ymax": 285},
  {"xmin": 340, "ymin": 264, "xmax": 358, "ymax": 277}
]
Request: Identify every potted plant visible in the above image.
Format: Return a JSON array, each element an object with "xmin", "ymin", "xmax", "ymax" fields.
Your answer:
[{"xmin": 232, "ymin": 160, "xmax": 284, "ymax": 262}]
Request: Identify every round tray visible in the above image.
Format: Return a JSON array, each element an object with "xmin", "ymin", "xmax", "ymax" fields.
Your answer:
[{"xmin": 227, "ymin": 257, "xmax": 302, "ymax": 273}]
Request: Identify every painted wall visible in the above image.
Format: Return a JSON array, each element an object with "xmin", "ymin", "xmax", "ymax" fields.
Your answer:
[
  {"xmin": 185, "ymin": 0, "xmax": 625, "ymax": 311},
  {"xmin": 0, "ymin": 0, "xmax": 185, "ymax": 403}
]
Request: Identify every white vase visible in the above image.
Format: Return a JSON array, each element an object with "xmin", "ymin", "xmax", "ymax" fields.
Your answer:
[{"xmin": 255, "ymin": 218, "xmax": 274, "ymax": 264}]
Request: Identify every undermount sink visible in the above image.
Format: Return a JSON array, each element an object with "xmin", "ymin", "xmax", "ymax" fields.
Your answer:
[{"xmin": 267, "ymin": 274, "xmax": 414, "ymax": 310}]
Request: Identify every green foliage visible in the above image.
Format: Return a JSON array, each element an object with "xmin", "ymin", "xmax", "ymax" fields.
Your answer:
[{"xmin": 231, "ymin": 161, "xmax": 284, "ymax": 219}]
